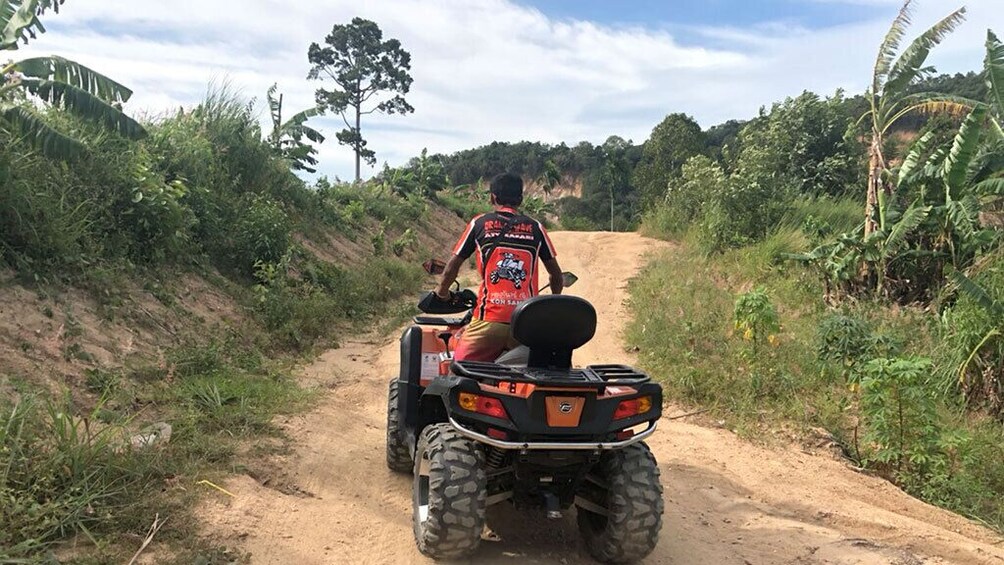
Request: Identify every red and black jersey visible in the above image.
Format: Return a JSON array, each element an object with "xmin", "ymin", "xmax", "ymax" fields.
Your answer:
[{"xmin": 453, "ymin": 207, "xmax": 557, "ymax": 323}]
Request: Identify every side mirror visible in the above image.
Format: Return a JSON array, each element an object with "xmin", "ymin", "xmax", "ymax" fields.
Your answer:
[
  {"xmin": 423, "ymin": 258, "xmax": 446, "ymax": 276},
  {"xmin": 562, "ymin": 272, "xmax": 578, "ymax": 288}
]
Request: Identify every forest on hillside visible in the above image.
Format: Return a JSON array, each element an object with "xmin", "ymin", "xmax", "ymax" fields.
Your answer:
[{"xmin": 409, "ymin": 71, "xmax": 988, "ymax": 231}]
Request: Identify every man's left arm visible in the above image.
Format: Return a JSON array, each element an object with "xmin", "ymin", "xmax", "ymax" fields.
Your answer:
[{"xmin": 436, "ymin": 255, "xmax": 466, "ymax": 299}]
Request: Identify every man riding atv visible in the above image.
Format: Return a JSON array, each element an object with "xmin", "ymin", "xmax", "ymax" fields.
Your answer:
[{"xmin": 435, "ymin": 172, "xmax": 564, "ymax": 361}]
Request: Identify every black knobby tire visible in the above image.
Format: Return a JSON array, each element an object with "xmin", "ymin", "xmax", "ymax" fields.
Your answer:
[
  {"xmin": 412, "ymin": 423, "xmax": 486, "ymax": 560},
  {"xmin": 386, "ymin": 378, "xmax": 413, "ymax": 473},
  {"xmin": 577, "ymin": 442, "xmax": 664, "ymax": 564}
]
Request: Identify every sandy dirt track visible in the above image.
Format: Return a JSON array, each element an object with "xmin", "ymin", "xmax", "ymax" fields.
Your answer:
[{"xmin": 204, "ymin": 232, "xmax": 1004, "ymax": 564}]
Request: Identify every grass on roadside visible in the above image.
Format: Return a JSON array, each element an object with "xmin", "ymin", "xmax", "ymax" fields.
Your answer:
[{"xmin": 627, "ymin": 224, "xmax": 1004, "ymax": 532}]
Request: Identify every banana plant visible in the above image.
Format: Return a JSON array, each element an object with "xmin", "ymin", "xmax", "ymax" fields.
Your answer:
[
  {"xmin": 1, "ymin": 0, "xmax": 144, "ymax": 159},
  {"xmin": 266, "ymin": 83, "xmax": 325, "ymax": 173},
  {"xmin": 987, "ymin": 31, "xmax": 1004, "ymax": 139},
  {"xmin": 858, "ymin": 1, "xmax": 974, "ymax": 238},
  {"xmin": 898, "ymin": 107, "xmax": 1000, "ymax": 266}
]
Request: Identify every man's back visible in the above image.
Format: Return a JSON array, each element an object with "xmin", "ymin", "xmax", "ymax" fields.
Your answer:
[{"xmin": 454, "ymin": 207, "xmax": 557, "ymax": 323}]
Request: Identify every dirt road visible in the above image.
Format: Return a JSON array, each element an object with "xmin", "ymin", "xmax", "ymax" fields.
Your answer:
[{"xmin": 204, "ymin": 232, "xmax": 1004, "ymax": 564}]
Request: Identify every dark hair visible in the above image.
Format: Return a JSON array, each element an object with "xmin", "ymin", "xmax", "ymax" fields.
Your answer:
[{"xmin": 490, "ymin": 173, "xmax": 524, "ymax": 206}]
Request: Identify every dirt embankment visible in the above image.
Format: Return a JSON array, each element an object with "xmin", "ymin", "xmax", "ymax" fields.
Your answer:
[
  {"xmin": 0, "ymin": 206, "xmax": 463, "ymax": 406},
  {"xmin": 201, "ymin": 232, "xmax": 1004, "ymax": 565}
]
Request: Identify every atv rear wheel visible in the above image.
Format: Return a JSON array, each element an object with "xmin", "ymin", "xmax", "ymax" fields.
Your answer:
[
  {"xmin": 386, "ymin": 379, "xmax": 412, "ymax": 473},
  {"xmin": 413, "ymin": 423, "xmax": 486, "ymax": 560},
  {"xmin": 577, "ymin": 442, "xmax": 663, "ymax": 564}
]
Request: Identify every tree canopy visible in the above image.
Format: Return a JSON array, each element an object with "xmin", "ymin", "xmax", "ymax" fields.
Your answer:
[
  {"xmin": 632, "ymin": 113, "xmax": 707, "ymax": 208},
  {"xmin": 308, "ymin": 17, "xmax": 413, "ymax": 181}
]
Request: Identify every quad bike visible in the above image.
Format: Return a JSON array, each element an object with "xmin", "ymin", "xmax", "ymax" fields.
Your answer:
[{"xmin": 386, "ymin": 265, "xmax": 664, "ymax": 564}]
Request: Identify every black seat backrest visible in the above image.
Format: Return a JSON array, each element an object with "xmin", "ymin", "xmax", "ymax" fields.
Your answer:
[{"xmin": 510, "ymin": 295, "xmax": 596, "ymax": 369}]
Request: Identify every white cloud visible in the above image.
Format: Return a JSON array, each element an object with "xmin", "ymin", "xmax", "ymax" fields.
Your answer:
[{"xmin": 16, "ymin": 0, "xmax": 1004, "ymax": 179}]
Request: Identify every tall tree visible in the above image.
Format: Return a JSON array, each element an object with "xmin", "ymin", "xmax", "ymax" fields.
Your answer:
[
  {"xmin": 266, "ymin": 83, "xmax": 325, "ymax": 174},
  {"xmin": 859, "ymin": 0, "xmax": 971, "ymax": 237},
  {"xmin": 632, "ymin": 113, "xmax": 706, "ymax": 208},
  {"xmin": 600, "ymin": 135, "xmax": 633, "ymax": 232},
  {"xmin": 308, "ymin": 17, "xmax": 413, "ymax": 182},
  {"xmin": 538, "ymin": 159, "xmax": 561, "ymax": 195},
  {"xmin": 0, "ymin": 0, "xmax": 145, "ymax": 160}
]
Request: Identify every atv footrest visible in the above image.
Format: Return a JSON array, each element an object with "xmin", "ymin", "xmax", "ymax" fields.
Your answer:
[{"xmin": 452, "ymin": 361, "xmax": 649, "ymax": 387}]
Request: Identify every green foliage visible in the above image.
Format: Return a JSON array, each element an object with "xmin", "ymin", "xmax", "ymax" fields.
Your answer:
[
  {"xmin": 816, "ymin": 314, "xmax": 899, "ymax": 381},
  {"xmin": 940, "ymin": 253, "xmax": 1004, "ymax": 414},
  {"xmin": 266, "ymin": 83, "xmax": 324, "ymax": 173},
  {"xmin": 733, "ymin": 288, "xmax": 780, "ymax": 353},
  {"xmin": 632, "ymin": 113, "xmax": 707, "ymax": 208},
  {"xmin": 859, "ymin": 357, "xmax": 942, "ymax": 482},
  {"xmin": 734, "ymin": 91, "xmax": 863, "ymax": 197},
  {"xmin": 0, "ymin": 397, "xmax": 159, "ymax": 559},
  {"xmin": 1, "ymin": 5, "xmax": 145, "ymax": 160},
  {"xmin": 392, "ymin": 228, "xmax": 418, "ymax": 257},
  {"xmin": 307, "ymin": 17, "xmax": 413, "ymax": 179},
  {"xmin": 699, "ymin": 177, "xmax": 791, "ymax": 252},
  {"xmin": 232, "ymin": 195, "xmax": 292, "ymax": 275}
]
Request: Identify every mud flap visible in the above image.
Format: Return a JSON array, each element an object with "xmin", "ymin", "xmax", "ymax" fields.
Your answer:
[{"xmin": 398, "ymin": 326, "xmax": 424, "ymax": 444}]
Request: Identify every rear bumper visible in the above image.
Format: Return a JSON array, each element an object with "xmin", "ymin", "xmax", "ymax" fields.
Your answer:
[{"xmin": 448, "ymin": 416, "xmax": 657, "ymax": 450}]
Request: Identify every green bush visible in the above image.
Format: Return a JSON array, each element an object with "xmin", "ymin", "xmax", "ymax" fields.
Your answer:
[
  {"xmin": 733, "ymin": 287, "xmax": 780, "ymax": 354},
  {"xmin": 698, "ymin": 179, "xmax": 791, "ymax": 251},
  {"xmin": 939, "ymin": 251, "xmax": 1004, "ymax": 414},
  {"xmin": 816, "ymin": 314, "xmax": 883, "ymax": 380},
  {"xmin": 859, "ymin": 357, "xmax": 942, "ymax": 484},
  {"xmin": 231, "ymin": 195, "xmax": 292, "ymax": 275}
]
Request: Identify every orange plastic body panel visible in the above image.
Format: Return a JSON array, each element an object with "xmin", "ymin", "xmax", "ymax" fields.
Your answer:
[
  {"xmin": 482, "ymin": 382, "xmax": 638, "ymax": 399},
  {"xmin": 418, "ymin": 326, "xmax": 465, "ymax": 386},
  {"xmin": 544, "ymin": 396, "xmax": 586, "ymax": 427}
]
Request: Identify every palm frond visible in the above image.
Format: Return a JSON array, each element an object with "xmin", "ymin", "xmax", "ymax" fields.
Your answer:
[
  {"xmin": 15, "ymin": 56, "xmax": 133, "ymax": 102},
  {"xmin": 21, "ymin": 78, "xmax": 145, "ymax": 139},
  {"xmin": 884, "ymin": 7, "xmax": 967, "ymax": 97},
  {"xmin": 882, "ymin": 93, "xmax": 978, "ymax": 133},
  {"xmin": 299, "ymin": 123, "xmax": 324, "ymax": 144},
  {"xmin": 1, "ymin": 0, "xmax": 63, "ymax": 50},
  {"xmin": 266, "ymin": 82, "xmax": 281, "ymax": 132},
  {"xmin": 943, "ymin": 106, "xmax": 987, "ymax": 194},
  {"xmin": 987, "ymin": 31, "xmax": 1004, "ymax": 116},
  {"xmin": 885, "ymin": 203, "xmax": 931, "ymax": 253},
  {"xmin": 1, "ymin": 104, "xmax": 84, "ymax": 159},
  {"xmin": 947, "ymin": 267, "xmax": 1004, "ymax": 317},
  {"xmin": 974, "ymin": 177, "xmax": 1004, "ymax": 195},
  {"xmin": 897, "ymin": 130, "xmax": 935, "ymax": 185},
  {"xmin": 873, "ymin": 0, "xmax": 915, "ymax": 94}
]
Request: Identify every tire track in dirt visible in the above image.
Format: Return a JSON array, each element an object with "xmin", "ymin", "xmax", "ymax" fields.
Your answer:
[{"xmin": 202, "ymin": 232, "xmax": 1004, "ymax": 564}]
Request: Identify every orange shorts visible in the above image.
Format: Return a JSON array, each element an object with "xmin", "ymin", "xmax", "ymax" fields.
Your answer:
[{"xmin": 453, "ymin": 318, "xmax": 519, "ymax": 362}]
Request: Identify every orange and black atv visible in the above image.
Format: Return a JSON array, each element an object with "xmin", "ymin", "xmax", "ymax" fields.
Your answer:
[{"xmin": 386, "ymin": 272, "xmax": 664, "ymax": 564}]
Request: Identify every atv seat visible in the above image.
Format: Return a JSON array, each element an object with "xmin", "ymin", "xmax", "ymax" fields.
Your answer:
[{"xmin": 510, "ymin": 295, "xmax": 596, "ymax": 369}]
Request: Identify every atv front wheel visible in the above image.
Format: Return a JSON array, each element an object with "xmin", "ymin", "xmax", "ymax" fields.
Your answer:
[
  {"xmin": 386, "ymin": 378, "xmax": 412, "ymax": 473},
  {"xmin": 577, "ymin": 442, "xmax": 663, "ymax": 564},
  {"xmin": 413, "ymin": 423, "xmax": 486, "ymax": 559}
]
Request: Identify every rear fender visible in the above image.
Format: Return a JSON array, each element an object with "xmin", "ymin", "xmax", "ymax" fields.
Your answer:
[{"xmin": 398, "ymin": 326, "xmax": 424, "ymax": 434}]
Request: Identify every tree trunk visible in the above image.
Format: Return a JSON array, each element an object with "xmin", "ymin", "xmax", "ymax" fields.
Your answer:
[
  {"xmin": 354, "ymin": 103, "xmax": 362, "ymax": 183},
  {"xmin": 610, "ymin": 186, "xmax": 615, "ymax": 232},
  {"xmin": 864, "ymin": 136, "xmax": 884, "ymax": 238}
]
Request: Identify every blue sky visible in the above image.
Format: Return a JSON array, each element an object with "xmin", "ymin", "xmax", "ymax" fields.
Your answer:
[
  {"xmin": 19, "ymin": 0, "xmax": 1004, "ymax": 180},
  {"xmin": 522, "ymin": 0, "xmax": 874, "ymax": 28}
]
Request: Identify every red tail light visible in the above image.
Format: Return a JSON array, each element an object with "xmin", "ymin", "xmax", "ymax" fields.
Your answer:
[
  {"xmin": 614, "ymin": 396, "xmax": 653, "ymax": 420},
  {"xmin": 459, "ymin": 392, "xmax": 509, "ymax": 420},
  {"xmin": 614, "ymin": 399, "xmax": 639, "ymax": 420}
]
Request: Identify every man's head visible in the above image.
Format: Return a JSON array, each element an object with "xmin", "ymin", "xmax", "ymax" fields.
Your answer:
[{"xmin": 490, "ymin": 173, "xmax": 523, "ymax": 207}]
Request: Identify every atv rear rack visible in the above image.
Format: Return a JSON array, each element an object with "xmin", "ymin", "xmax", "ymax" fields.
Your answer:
[{"xmin": 451, "ymin": 361, "xmax": 650, "ymax": 387}]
